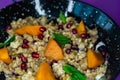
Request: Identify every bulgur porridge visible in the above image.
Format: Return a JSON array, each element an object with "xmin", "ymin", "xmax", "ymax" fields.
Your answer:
[{"xmin": 0, "ymin": 14, "xmax": 108, "ymax": 80}]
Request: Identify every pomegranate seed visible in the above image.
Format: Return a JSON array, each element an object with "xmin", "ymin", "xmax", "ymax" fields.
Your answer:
[
  {"xmin": 21, "ymin": 55, "xmax": 27, "ymax": 63},
  {"xmin": 38, "ymin": 34, "xmax": 44, "ymax": 40},
  {"xmin": 66, "ymin": 23, "xmax": 72, "ymax": 28},
  {"xmin": 21, "ymin": 63, "xmax": 27, "ymax": 70},
  {"xmin": 51, "ymin": 60, "xmax": 57, "ymax": 65},
  {"xmin": 5, "ymin": 26, "xmax": 11, "ymax": 31},
  {"xmin": 22, "ymin": 44, "xmax": 29, "ymax": 49},
  {"xmin": 40, "ymin": 27, "xmax": 46, "ymax": 32},
  {"xmin": 81, "ymin": 33, "xmax": 87, "ymax": 38},
  {"xmin": 65, "ymin": 49, "xmax": 71, "ymax": 54},
  {"xmin": 32, "ymin": 52, "xmax": 39, "ymax": 58},
  {"xmin": 23, "ymin": 39, "xmax": 29, "ymax": 44},
  {"xmin": 72, "ymin": 29, "xmax": 77, "ymax": 34},
  {"xmin": 101, "ymin": 51, "xmax": 107, "ymax": 57},
  {"xmin": 58, "ymin": 25, "xmax": 63, "ymax": 30}
]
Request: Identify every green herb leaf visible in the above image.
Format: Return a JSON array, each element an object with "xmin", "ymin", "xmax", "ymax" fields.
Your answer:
[
  {"xmin": 63, "ymin": 64, "xmax": 86, "ymax": 80},
  {"xmin": 0, "ymin": 35, "xmax": 16, "ymax": 48},
  {"xmin": 52, "ymin": 33, "xmax": 71, "ymax": 45},
  {"xmin": 59, "ymin": 12, "xmax": 66, "ymax": 24},
  {"xmin": 70, "ymin": 74, "xmax": 77, "ymax": 80},
  {"xmin": 5, "ymin": 35, "xmax": 16, "ymax": 45},
  {"xmin": 0, "ymin": 43, "xmax": 5, "ymax": 48}
]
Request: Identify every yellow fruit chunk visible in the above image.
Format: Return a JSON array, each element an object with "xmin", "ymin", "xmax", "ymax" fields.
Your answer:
[
  {"xmin": 35, "ymin": 61, "xmax": 56, "ymax": 80},
  {"xmin": 45, "ymin": 38, "xmax": 64, "ymax": 61},
  {"xmin": 87, "ymin": 49, "xmax": 104, "ymax": 68},
  {"xmin": 0, "ymin": 47, "xmax": 12, "ymax": 64},
  {"xmin": 77, "ymin": 20, "xmax": 86, "ymax": 35},
  {"xmin": 14, "ymin": 25, "xmax": 42, "ymax": 35}
]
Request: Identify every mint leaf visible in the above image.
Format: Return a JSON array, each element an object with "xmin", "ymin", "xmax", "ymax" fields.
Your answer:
[
  {"xmin": 0, "ymin": 43, "xmax": 5, "ymax": 48},
  {"xmin": 59, "ymin": 12, "xmax": 66, "ymax": 24},
  {"xmin": 63, "ymin": 64, "xmax": 86, "ymax": 80},
  {"xmin": 0, "ymin": 35, "xmax": 16, "ymax": 48},
  {"xmin": 52, "ymin": 33, "xmax": 71, "ymax": 45},
  {"xmin": 5, "ymin": 35, "xmax": 16, "ymax": 45}
]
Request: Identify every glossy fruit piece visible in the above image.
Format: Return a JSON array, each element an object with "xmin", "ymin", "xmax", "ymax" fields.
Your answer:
[
  {"xmin": 21, "ymin": 63, "xmax": 27, "ymax": 70},
  {"xmin": 39, "ymin": 27, "xmax": 46, "ymax": 32},
  {"xmin": 35, "ymin": 61, "xmax": 56, "ymax": 80},
  {"xmin": 72, "ymin": 29, "xmax": 77, "ymax": 34},
  {"xmin": 14, "ymin": 25, "xmax": 42, "ymax": 35},
  {"xmin": 23, "ymin": 39, "xmax": 29, "ymax": 44},
  {"xmin": 0, "ymin": 47, "xmax": 12, "ymax": 64},
  {"xmin": 21, "ymin": 55, "xmax": 27, "ymax": 63},
  {"xmin": 45, "ymin": 38, "xmax": 64, "ymax": 61},
  {"xmin": 87, "ymin": 49, "xmax": 104, "ymax": 68},
  {"xmin": 77, "ymin": 20, "xmax": 86, "ymax": 35},
  {"xmin": 58, "ymin": 25, "xmax": 64, "ymax": 30},
  {"xmin": 38, "ymin": 34, "xmax": 44, "ymax": 40},
  {"xmin": 32, "ymin": 52, "xmax": 39, "ymax": 58},
  {"xmin": 22, "ymin": 44, "xmax": 29, "ymax": 49}
]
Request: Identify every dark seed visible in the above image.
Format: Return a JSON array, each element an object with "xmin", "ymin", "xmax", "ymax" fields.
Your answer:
[
  {"xmin": 40, "ymin": 27, "xmax": 46, "ymax": 32},
  {"xmin": 81, "ymin": 33, "xmax": 87, "ymax": 38},
  {"xmin": 22, "ymin": 44, "xmax": 29, "ymax": 49},
  {"xmin": 23, "ymin": 39, "xmax": 29, "ymax": 44},
  {"xmin": 5, "ymin": 26, "xmax": 11, "ymax": 31},
  {"xmin": 58, "ymin": 25, "xmax": 63, "ymax": 30},
  {"xmin": 72, "ymin": 29, "xmax": 77, "ymax": 34},
  {"xmin": 51, "ymin": 60, "xmax": 57, "ymax": 65},
  {"xmin": 65, "ymin": 49, "xmax": 71, "ymax": 54},
  {"xmin": 38, "ymin": 34, "xmax": 44, "ymax": 40},
  {"xmin": 21, "ymin": 63, "xmax": 27, "ymax": 70},
  {"xmin": 66, "ymin": 23, "xmax": 72, "ymax": 28},
  {"xmin": 101, "ymin": 51, "xmax": 107, "ymax": 56},
  {"xmin": 21, "ymin": 55, "xmax": 27, "ymax": 63},
  {"xmin": 32, "ymin": 52, "xmax": 39, "ymax": 58}
]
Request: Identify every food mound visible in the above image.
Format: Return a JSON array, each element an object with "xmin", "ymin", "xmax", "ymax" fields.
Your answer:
[{"xmin": 0, "ymin": 13, "xmax": 107, "ymax": 80}]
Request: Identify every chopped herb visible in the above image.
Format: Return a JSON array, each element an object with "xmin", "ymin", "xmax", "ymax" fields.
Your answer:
[
  {"xmin": 0, "ymin": 43, "xmax": 5, "ymax": 48},
  {"xmin": 0, "ymin": 35, "xmax": 16, "ymax": 48},
  {"xmin": 52, "ymin": 33, "xmax": 71, "ymax": 45},
  {"xmin": 63, "ymin": 64, "xmax": 86, "ymax": 80},
  {"xmin": 59, "ymin": 12, "xmax": 66, "ymax": 24}
]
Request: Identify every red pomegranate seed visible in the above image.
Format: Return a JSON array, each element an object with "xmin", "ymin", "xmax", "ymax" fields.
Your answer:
[
  {"xmin": 66, "ymin": 23, "xmax": 72, "ymax": 28},
  {"xmin": 32, "ymin": 52, "xmax": 39, "ymax": 58},
  {"xmin": 21, "ymin": 63, "xmax": 27, "ymax": 70},
  {"xmin": 101, "ymin": 51, "xmax": 107, "ymax": 56},
  {"xmin": 72, "ymin": 29, "xmax": 77, "ymax": 34},
  {"xmin": 21, "ymin": 55, "xmax": 27, "ymax": 63},
  {"xmin": 22, "ymin": 44, "xmax": 29, "ymax": 49},
  {"xmin": 23, "ymin": 39, "xmax": 29, "ymax": 44},
  {"xmin": 58, "ymin": 25, "xmax": 63, "ymax": 30},
  {"xmin": 5, "ymin": 26, "xmax": 11, "ymax": 31},
  {"xmin": 65, "ymin": 49, "xmax": 71, "ymax": 54},
  {"xmin": 40, "ymin": 27, "xmax": 46, "ymax": 32},
  {"xmin": 51, "ymin": 60, "xmax": 57, "ymax": 65},
  {"xmin": 81, "ymin": 33, "xmax": 87, "ymax": 38},
  {"xmin": 38, "ymin": 34, "xmax": 44, "ymax": 40}
]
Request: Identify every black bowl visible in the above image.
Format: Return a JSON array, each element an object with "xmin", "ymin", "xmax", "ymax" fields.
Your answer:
[{"xmin": 0, "ymin": 0, "xmax": 120, "ymax": 80}]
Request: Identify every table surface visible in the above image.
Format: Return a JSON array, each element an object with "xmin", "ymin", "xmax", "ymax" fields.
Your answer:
[{"xmin": 0, "ymin": 0, "xmax": 120, "ymax": 79}]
